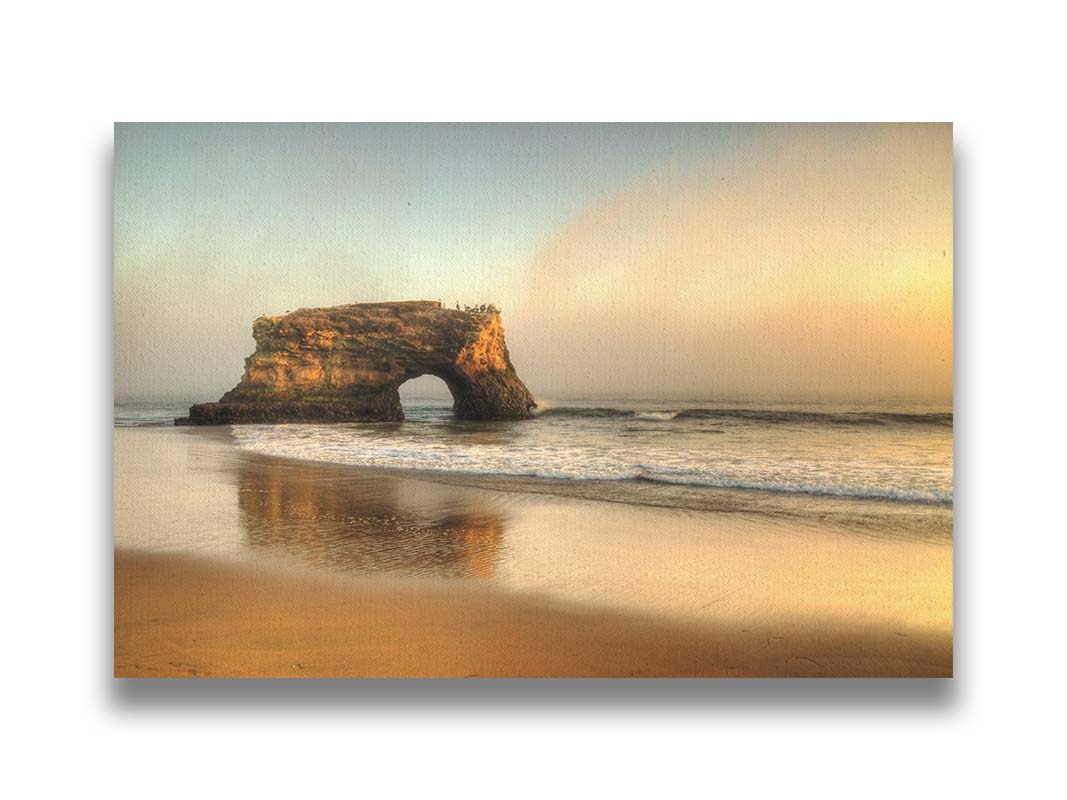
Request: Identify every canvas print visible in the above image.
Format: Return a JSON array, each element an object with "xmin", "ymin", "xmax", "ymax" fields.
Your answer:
[{"xmin": 114, "ymin": 122, "xmax": 952, "ymax": 678}]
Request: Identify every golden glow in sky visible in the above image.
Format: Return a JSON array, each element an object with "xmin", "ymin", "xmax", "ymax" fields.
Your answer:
[{"xmin": 115, "ymin": 123, "xmax": 952, "ymax": 401}]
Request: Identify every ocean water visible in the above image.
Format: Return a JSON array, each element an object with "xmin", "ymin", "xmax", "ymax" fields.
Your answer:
[{"xmin": 116, "ymin": 396, "xmax": 952, "ymax": 539}]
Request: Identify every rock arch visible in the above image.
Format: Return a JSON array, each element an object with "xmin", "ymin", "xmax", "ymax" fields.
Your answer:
[{"xmin": 178, "ymin": 301, "xmax": 537, "ymax": 424}]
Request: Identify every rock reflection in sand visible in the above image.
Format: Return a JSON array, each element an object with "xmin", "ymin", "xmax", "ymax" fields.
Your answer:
[{"xmin": 234, "ymin": 454, "xmax": 506, "ymax": 579}]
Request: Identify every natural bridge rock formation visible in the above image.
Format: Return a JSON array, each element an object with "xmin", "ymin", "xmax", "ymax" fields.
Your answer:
[{"xmin": 177, "ymin": 301, "xmax": 537, "ymax": 424}]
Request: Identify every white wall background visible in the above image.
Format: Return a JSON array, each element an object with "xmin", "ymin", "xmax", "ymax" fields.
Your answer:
[{"xmin": 2, "ymin": 1, "xmax": 1065, "ymax": 797}]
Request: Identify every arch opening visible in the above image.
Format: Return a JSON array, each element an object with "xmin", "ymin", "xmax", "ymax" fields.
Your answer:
[{"xmin": 398, "ymin": 374, "xmax": 458, "ymax": 419}]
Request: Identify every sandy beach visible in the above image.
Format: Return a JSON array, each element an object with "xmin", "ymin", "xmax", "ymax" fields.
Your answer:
[
  {"xmin": 115, "ymin": 549, "xmax": 950, "ymax": 678},
  {"xmin": 114, "ymin": 427, "xmax": 951, "ymax": 677}
]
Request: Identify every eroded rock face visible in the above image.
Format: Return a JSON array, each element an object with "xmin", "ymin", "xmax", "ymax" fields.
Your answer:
[{"xmin": 177, "ymin": 301, "xmax": 537, "ymax": 424}]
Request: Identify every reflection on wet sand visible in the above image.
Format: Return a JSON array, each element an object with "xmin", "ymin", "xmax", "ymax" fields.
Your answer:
[
  {"xmin": 233, "ymin": 454, "xmax": 506, "ymax": 579},
  {"xmin": 116, "ymin": 429, "xmax": 952, "ymax": 636}
]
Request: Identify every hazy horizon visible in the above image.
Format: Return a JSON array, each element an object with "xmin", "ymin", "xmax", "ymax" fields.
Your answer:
[{"xmin": 115, "ymin": 123, "xmax": 952, "ymax": 404}]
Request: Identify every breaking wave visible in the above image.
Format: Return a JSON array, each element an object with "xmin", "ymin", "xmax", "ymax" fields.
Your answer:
[
  {"xmin": 118, "ymin": 398, "xmax": 953, "ymax": 509},
  {"xmin": 535, "ymin": 405, "xmax": 951, "ymax": 427},
  {"xmin": 227, "ymin": 424, "xmax": 953, "ymax": 507}
]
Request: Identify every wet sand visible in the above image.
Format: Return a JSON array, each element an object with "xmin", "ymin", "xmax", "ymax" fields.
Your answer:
[{"xmin": 114, "ymin": 428, "xmax": 952, "ymax": 677}]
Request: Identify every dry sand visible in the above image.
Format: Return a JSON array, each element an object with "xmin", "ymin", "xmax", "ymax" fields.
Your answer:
[{"xmin": 115, "ymin": 549, "xmax": 951, "ymax": 678}]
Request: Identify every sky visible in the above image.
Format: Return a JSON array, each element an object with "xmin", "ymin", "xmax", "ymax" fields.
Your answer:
[{"xmin": 115, "ymin": 122, "xmax": 952, "ymax": 402}]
